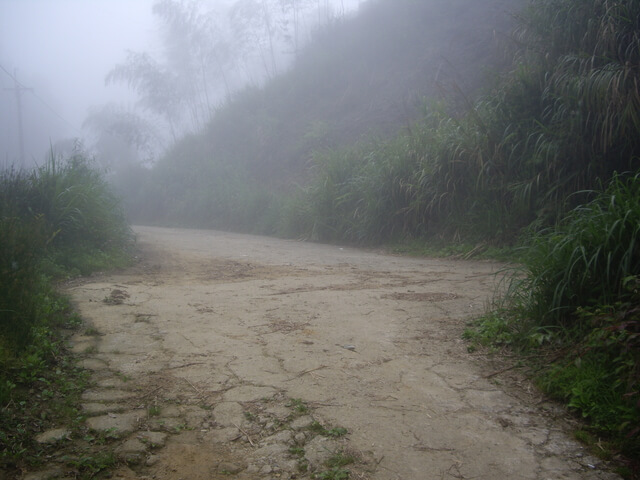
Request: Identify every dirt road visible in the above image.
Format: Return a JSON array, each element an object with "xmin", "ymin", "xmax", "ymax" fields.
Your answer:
[{"xmin": 64, "ymin": 226, "xmax": 619, "ymax": 480}]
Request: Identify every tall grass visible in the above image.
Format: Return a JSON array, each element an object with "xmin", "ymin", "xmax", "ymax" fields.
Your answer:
[
  {"xmin": 277, "ymin": 0, "xmax": 640, "ymax": 246},
  {"xmin": 0, "ymin": 152, "xmax": 132, "ymax": 475},
  {"xmin": 0, "ymin": 151, "xmax": 132, "ymax": 368},
  {"xmin": 516, "ymin": 174, "xmax": 640, "ymax": 326},
  {"xmin": 478, "ymin": 174, "xmax": 640, "ymax": 458}
]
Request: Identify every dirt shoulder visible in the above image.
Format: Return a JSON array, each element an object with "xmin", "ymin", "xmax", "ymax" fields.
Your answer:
[{"xmin": 55, "ymin": 226, "xmax": 620, "ymax": 480}]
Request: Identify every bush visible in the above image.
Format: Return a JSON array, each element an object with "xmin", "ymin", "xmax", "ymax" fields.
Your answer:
[
  {"xmin": 0, "ymin": 152, "xmax": 132, "ymax": 361},
  {"xmin": 477, "ymin": 174, "xmax": 640, "ymax": 457}
]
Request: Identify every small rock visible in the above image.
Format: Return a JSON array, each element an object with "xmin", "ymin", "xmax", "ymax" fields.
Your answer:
[
  {"xmin": 86, "ymin": 411, "xmax": 140, "ymax": 435},
  {"xmin": 212, "ymin": 402, "xmax": 245, "ymax": 427},
  {"xmin": 138, "ymin": 431, "xmax": 168, "ymax": 448},
  {"xmin": 70, "ymin": 341, "xmax": 95, "ymax": 354},
  {"xmin": 264, "ymin": 405, "xmax": 291, "ymax": 421},
  {"xmin": 81, "ymin": 402, "xmax": 117, "ymax": 415},
  {"xmin": 146, "ymin": 454, "xmax": 160, "ymax": 466},
  {"xmin": 148, "ymin": 416, "xmax": 186, "ymax": 432},
  {"xmin": 35, "ymin": 428, "xmax": 70, "ymax": 444},
  {"xmin": 264, "ymin": 430, "xmax": 294, "ymax": 445},
  {"xmin": 82, "ymin": 389, "xmax": 135, "ymax": 402},
  {"xmin": 218, "ymin": 462, "xmax": 243, "ymax": 474},
  {"xmin": 290, "ymin": 415, "xmax": 314, "ymax": 430},
  {"xmin": 78, "ymin": 358, "xmax": 109, "ymax": 371},
  {"xmin": 116, "ymin": 438, "xmax": 147, "ymax": 454},
  {"xmin": 96, "ymin": 377, "xmax": 127, "ymax": 388},
  {"xmin": 253, "ymin": 443, "xmax": 289, "ymax": 458},
  {"xmin": 304, "ymin": 436, "xmax": 338, "ymax": 470},
  {"xmin": 294, "ymin": 432, "xmax": 306, "ymax": 445}
]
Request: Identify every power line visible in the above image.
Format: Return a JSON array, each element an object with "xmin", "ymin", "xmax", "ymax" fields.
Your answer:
[{"xmin": 0, "ymin": 62, "xmax": 82, "ymax": 135}]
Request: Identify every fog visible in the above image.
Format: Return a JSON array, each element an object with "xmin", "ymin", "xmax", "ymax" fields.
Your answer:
[{"xmin": 0, "ymin": 0, "xmax": 364, "ymax": 168}]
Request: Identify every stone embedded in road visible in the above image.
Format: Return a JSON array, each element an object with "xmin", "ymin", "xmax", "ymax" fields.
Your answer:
[
  {"xmin": 78, "ymin": 358, "xmax": 109, "ymax": 371},
  {"xmin": 81, "ymin": 389, "xmax": 135, "ymax": 403},
  {"xmin": 289, "ymin": 415, "xmax": 314, "ymax": 430},
  {"xmin": 35, "ymin": 428, "xmax": 70, "ymax": 444},
  {"xmin": 81, "ymin": 402, "xmax": 120, "ymax": 415},
  {"xmin": 138, "ymin": 431, "xmax": 168, "ymax": 447},
  {"xmin": 115, "ymin": 437, "xmax": 148, "ymax": 464},
  {"xmin": 85, "ymin": 411, "xmax": 141, "ymax": 435},
  {"xmin": 212, "ymin": 401, "xmax": 246, "ymax": 427},
  {"xmin": 303, "ymin": 436, "xmax": 340, "ymax": 471},
  {"xmin": 263, "ymin": 429, "xmax": 294, "ymax": 445}
]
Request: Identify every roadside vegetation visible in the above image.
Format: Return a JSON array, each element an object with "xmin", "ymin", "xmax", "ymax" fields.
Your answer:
[
  {"xmin": 466, "ymin": 173, "xmax": 640, "ymax": 471},
  {"xmin": 0, "ymin": 152, "xmax": 133, "ymax": 476}
]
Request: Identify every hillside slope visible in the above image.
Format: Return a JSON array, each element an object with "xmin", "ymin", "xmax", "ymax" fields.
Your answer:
[{"xmin": 169, "ymin": 0, "xmax": 524, "ymax": 183}]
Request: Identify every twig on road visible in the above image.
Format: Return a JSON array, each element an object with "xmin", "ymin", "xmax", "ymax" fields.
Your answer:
[
  {"xmin": 139, "ymin": 386, "xmax": 163, "ymax": 399},
  {"xmin": 165, "ymin": 362, "xmax": 206, "ymax": 370},
  {"xmin": 286, "ymin": 365, "xmax": 327, "ymax": 381},
  {"xmin": 483, "ymin": 363, "xmax": 525, "ymax": 379},
  {"xmin": 232, "ymin": 422, "xmax": 255, "ymax": 446}
]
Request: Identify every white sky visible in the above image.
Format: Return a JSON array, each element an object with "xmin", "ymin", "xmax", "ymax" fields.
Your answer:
[
  {"xmin": 0, "ymin": 0, "xmax": 364, "ymax": 165},
  {"xmin": 0, "ymin": 0, "xmax": 156, "ymax": 135}
]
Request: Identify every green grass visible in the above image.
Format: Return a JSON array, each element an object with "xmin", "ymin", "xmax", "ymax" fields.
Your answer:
[
  {"xmin": 467, "ymin": 174, "xmax": 640, "ymax": 463},
  {"xmin": 0, "ymin": 291, "xmax": 91, "ymax": 474},
  {"xmin": 308, "ymin": 421, "xmax": 348, "ymax": 438},
  {"xmin": 0, "ymin": 150, "xmax": 133, "ymax": 476},
  {"xmin": 287, "ymin": 397, "xmax": 309, "ymax": 414},
  {"xmin": 315, "ymin": 451, "xmax": 355, "ymax": 480}
]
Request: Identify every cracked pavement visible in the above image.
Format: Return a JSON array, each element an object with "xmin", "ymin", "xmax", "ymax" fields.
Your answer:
[{"xmin": 58, "ymin": 226, "xmax": 621, "ymax": 480}]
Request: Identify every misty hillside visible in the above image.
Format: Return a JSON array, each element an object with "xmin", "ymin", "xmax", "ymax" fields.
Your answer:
[
  {"xmin": 154, "ymin": 0, "xmax": 524, "ymax": 186},
  {"xmin": 128, "ymin": 0, "xmax": 638, "ymax": 246}
]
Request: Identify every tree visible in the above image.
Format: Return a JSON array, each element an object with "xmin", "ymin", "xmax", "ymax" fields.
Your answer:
[
  {"xmin": 83, "ymin": 103, "xmax": 162, "ymax": 167},
  {"xmin": 105, "ymin": 51, "xmax": 182, "ymax": 141}
]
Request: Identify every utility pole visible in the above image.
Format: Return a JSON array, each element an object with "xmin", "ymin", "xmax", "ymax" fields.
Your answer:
[{"xmin": 4, "ymin": 70, "xmax": 33, "ymax": 166}]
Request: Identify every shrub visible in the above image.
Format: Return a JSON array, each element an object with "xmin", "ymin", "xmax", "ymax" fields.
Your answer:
[{"xmin": 482, "ymin": 174, "xmax": 640, "ymax": 456}]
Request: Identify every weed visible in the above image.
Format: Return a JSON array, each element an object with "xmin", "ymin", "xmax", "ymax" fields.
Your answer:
[
  {"xmin": 326, "ymin": 451, "xmax": 356, "ymax": 468},
  {"xmin": 315, "ymin": 467, "xmax": 350, "ymax": 480},
  {"xmin": 148, "ymin": 405, "xmax": 161, "ymax": 417},
  {"xmin": 298, "ymin": 460, "xmax": 309, "ymax": 473},
  {"xmin": 289, "ymin": 446, "xmax": 305, "ymax": 457},
  {"xmin": 308, "ymin": 421, "xmax": 348, "ymax": 438},
  {"xmin": 62, "ymin": 451, "xmax": 116, "ymax": 477},
  {"xmin": 287, "ymin": 397, "xmax": 309, "ymax": 414},
  {"xmin": 315, "ymin": 450, "xmax": 355, "ymax": 479},
  {"xmin": 114, "ymin": 371, "xmax": 131, "ymax": 382},
  {"xmin": 172, "ymin": 423, "xmax": 191, "ymax": 433},
  {"xmin": 463, "ymin": 312, "xmax": 514, "ymax": 351}
]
